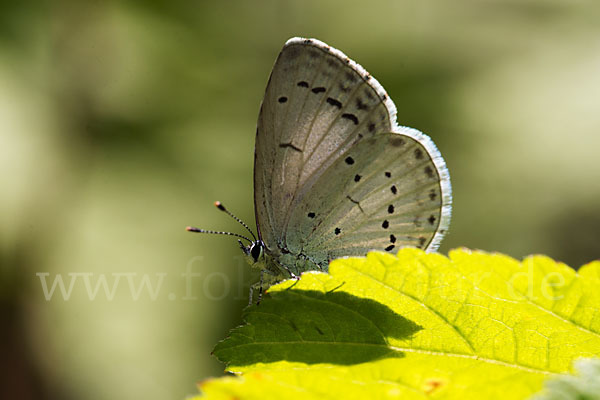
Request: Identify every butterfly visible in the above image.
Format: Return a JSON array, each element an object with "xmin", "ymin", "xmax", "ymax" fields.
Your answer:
[{"xmin": 188, "ymin": 37, "xmax": 452, "ymax": 300}]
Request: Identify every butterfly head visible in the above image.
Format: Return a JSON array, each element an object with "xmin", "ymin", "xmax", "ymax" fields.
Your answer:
[{"xmin": 240, "ymin": 239, "xmax": 266, "ymax": 266}]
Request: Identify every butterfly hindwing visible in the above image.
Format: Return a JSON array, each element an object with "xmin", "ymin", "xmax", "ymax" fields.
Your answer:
[{"xmin": 287, "ymin": 129, "xmax": 448, "ymax": 267}]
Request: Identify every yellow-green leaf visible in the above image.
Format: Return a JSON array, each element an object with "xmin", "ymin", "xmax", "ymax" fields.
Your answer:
[{"xmin": 195, "ymin": 248, "xmax": 600, "ymax": 399}]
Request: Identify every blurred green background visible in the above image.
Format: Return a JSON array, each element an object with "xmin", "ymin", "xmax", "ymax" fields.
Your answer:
[{"xmin": 1, "ymin": 0, "xmax": 599, "ymax": 399}]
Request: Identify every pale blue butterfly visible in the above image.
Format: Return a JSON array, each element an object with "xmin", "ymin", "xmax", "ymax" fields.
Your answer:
[{"xmin": 188, "ymin": 37, "xmax": 452, "ymax": 300}]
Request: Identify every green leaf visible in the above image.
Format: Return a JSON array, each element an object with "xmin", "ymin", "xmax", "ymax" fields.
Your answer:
[{"xmin": 195, "ymin": 249, "xmax": 600, "ymax": 399}]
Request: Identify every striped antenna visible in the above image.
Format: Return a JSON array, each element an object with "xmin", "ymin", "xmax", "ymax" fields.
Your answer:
[
  {"xmin": 186, "ymin": 201, "xmax": 257, "ymax": 244},
  {"xmin": 185, "ymin": 226, "xmax": 253, "ymax": 244},
  {"xmin": 212, "ymin": 201, "xmax": 257, "ymax": 241}
]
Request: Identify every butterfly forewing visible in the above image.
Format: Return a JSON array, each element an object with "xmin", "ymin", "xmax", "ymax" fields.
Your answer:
[
  {"xmin": 255, "ymin": 40, "xmax": 392, "ymax": 247},
  {"xmin": 254, "ymin": 38, "xmax": 451, "ymax": 272}
]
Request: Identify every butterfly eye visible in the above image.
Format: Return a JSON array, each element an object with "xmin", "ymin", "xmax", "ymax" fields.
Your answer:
[{"xmin": 250, "ymin": 242, "xmax": 262, "ymax": 262}]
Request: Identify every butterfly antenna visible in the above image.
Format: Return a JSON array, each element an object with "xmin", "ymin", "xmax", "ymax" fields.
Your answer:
[
  {"xmin": 185, "ymin": 227, "xmax": 253, "ymax": 244},
  {"xmin": 213, "ymin": 201, "xmax": 258, "ymax": 241}
]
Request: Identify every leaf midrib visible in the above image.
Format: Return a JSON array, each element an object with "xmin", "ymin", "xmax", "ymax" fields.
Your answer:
[{"xmin": 224, "ymin": 340, "xmax": 554, "ymax": 375}]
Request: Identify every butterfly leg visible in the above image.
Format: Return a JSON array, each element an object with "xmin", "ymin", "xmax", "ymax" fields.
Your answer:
[
  {"xmin": 248, "ymin": 270, "xmax": 267, "ymax": 306},
  {"xmin": 247, "ymin": 275, "xmax": 262, "ymax": 306},
  {"xmin": 277, "ymin": 259, "xmax": 299, "ymax": 280},
  {"xmin": 257, "ymin": 270, "xmax": 265, "ymax": 305},
  {"xmin": 248, "ymin": 285, "xmax": 254, "ymax": 306},
  {"xmin": 270, "ymin": 257, "xmax": 298, "ymax": 279}
]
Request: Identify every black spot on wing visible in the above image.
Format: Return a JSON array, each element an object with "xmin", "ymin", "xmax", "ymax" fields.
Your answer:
[
  {"xmin": 326, "ymin": 97, "xmax": 342, "ymax": 109},
  {"xmin": 345, "ymin": 156, "xmax": 354, "ymax": 165},
  {"xmin": 342, "ymin": 113, "xmax": 359, "ymax": 125},
  {"xmin": 429, "ymin": 189, "xmax": 437, "ymax": 201},
  {"xmin": 390, "ymin": 137, "xmax": 405, "ymax": 147},
  {"xmin": 428, "ymin": 215, "xmax": 437, "ymax": 225},
  {"xmin": 385, "ymin": 244, "xmax": 395, "ymax": 252},
  {"xmin": 307, "ymin": 212, "xmax": 315, "ymax": 218},
  {"xmin": 414, "ymin": 148, "xmax": 424, "ymax": 160},
  {"xmin": 382, "ymin": 220, "xmax": 389, "ymax": 229},
  {"xmin": 356, "ymin": 98, "xmax": 368, "ymax": 110},
  {"xmin": 278, "ymin": 96, "xmax": 288, "ymax": 103},
  {"xmin": 334, "ymin": 227, "xmax": 341, "ymax": 235},
  {"xmin": 390, "ymin": 185, "xmax": 397, "ymax": 194},
  {"xmin": 390, "ymin": 234, "xmax": 396, "ymax": 243},
  {"xmin": 311, "ymin": 87, "xmax": 326, "ymax": 94},
  {"xmin": 388, "ymin": 205, "xmax": 395, "ymax": 214},
  {"xmin": 297, "ymin": 81, "xmax": 309, "ymax": 88},
  {"xmin": 279, "ymin": 142, "xmax": 303, "ymax": 152},
  {"xmin": 354, "ymin": 174, "xmax": 361, "ymax": 182},
  {"xmin": 424, "ymin": 166, "xmax": 435, "ymax": 178},
  {"xmin": 385, "ymin": 171, "xmax": 391, "ymax": 178}
]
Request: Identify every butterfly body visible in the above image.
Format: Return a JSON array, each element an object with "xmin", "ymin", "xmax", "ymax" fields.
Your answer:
[
  {"xmin": 241, "ymin": 238, "xmax": 320, "ymax": 279},
  {"xmin": 245, "ymin": 37, "xmax": 452, "ymax": 283}
]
